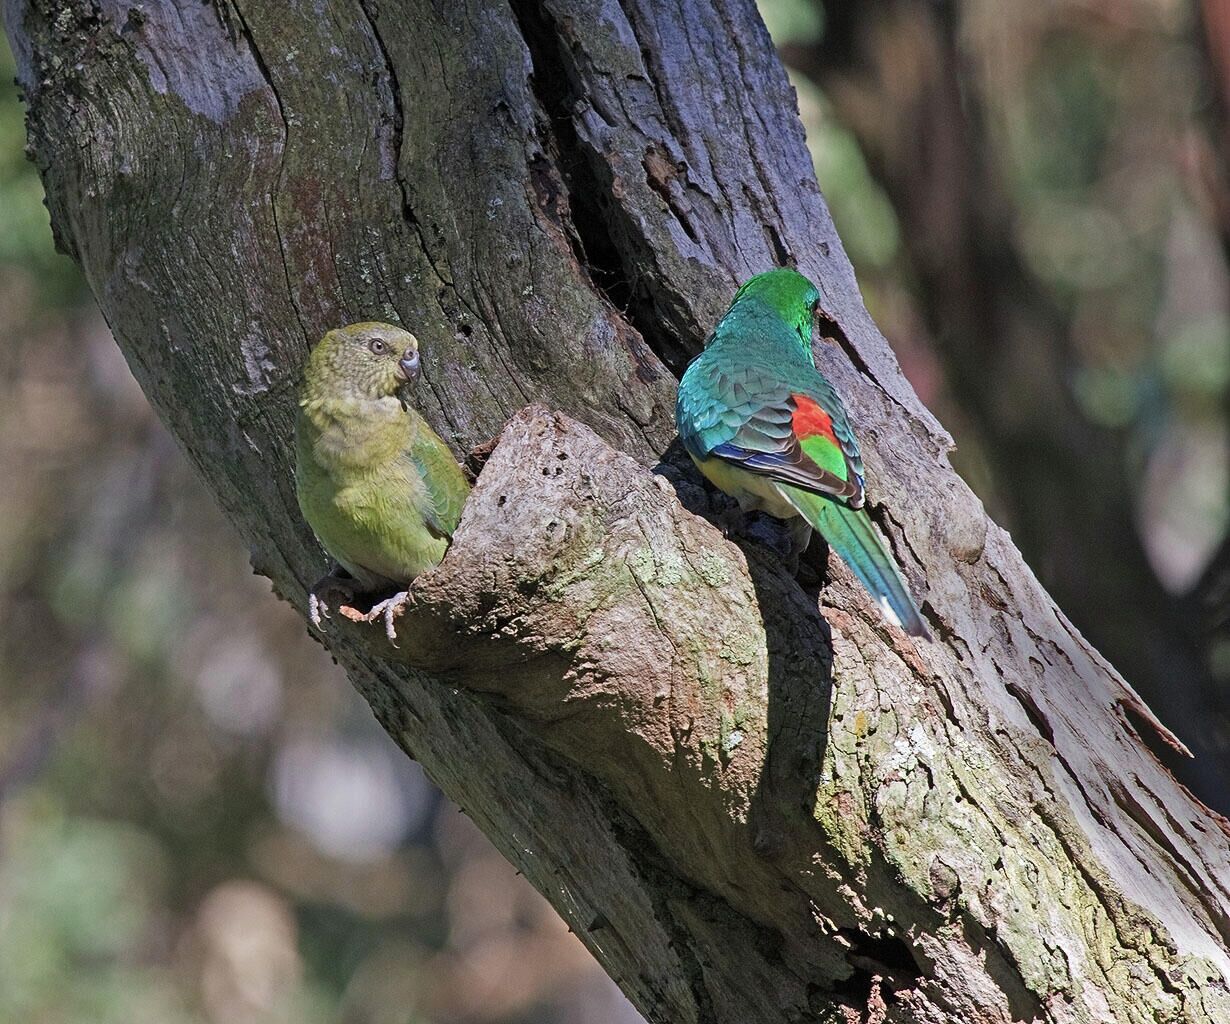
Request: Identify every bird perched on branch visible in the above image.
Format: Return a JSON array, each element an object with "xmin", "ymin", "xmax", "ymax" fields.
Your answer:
[
  {"xmin": 295, "ymin": 322, "xmax": 470, "ymax": 641},
  {"xmin": 676, "ymin": 269, "xmax": 928, "ymax": 637}
]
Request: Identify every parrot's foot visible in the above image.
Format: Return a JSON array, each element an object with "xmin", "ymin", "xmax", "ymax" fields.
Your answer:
[
  {"xmin": 307, "ymin": 572, "xmax": 358, "ymax": 630},
  {"xmin": 715, "ymin": 505, "xmax": 747, "ymax": 538},
  {"xmin": 362, "ymin": 590, "xmax": 412, "ymax": 646}
]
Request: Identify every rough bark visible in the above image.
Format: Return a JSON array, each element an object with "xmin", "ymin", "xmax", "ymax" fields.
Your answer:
[{"xmin": 6, "ymin": 1, "xmax": 1230, "ymax": 1021}]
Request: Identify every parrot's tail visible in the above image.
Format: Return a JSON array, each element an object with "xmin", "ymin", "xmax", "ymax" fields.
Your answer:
[{"xmin": 779, "ymin": 484, "xmax": 929, "ymax": 639}]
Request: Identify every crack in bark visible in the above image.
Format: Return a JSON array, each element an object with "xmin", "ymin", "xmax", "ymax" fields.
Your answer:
[
  {"xmin": 228, "ymin": 2, "xmax": 305, "ymax": 341},
  {"xmin": 509, "ymin": 0, "xmax": 694, "ymax": 378},
  {"xmin": 1110, "ymin": 775, "xmax": 1230, "ymax": 951},
  {"xmin": 353, "ymin": 0, "xmax": 528, "ymax": 433},
  {"xmin": 814, "ymin": 313, "xmax": 902, "ymax": 414}
]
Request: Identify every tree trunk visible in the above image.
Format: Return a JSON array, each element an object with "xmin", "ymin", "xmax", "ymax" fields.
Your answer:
[{"xmin": 7, "ymin": 1, "xmax": 1230, "ymax": 1021}]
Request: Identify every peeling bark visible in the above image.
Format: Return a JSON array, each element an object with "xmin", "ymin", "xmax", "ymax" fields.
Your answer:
[{"xmin": 6, "ymin": 1, "xmax": 1230, "ymax": 1021}]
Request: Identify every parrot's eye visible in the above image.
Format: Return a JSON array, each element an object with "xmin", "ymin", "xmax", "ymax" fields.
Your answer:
[{"xmin": 369, "ymin": 338, "xmax": 388, "ymax": 355}]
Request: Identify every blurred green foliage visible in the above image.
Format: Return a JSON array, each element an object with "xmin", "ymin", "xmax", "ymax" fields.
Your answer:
[
  {"xmin": 759, "ymin": 0, "xmax": 824, "ymax": 48},
  {"xmin": 1, "ymin": 801, "xmax": 195, "ymax": 1024}
]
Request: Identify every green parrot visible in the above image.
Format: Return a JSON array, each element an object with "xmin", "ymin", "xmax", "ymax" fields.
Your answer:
[
  {"xmin": 675, "ymin": 269, "xmax": 928, "ymax": 637},
  {"xmin": 295, "ymin": 322, "xmax": 470, "ymax": 640}
]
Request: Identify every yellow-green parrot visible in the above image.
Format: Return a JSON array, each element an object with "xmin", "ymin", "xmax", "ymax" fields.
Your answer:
[{"xmin": 295, "ymin": 322, "xmax": 469, "ymax": 640}]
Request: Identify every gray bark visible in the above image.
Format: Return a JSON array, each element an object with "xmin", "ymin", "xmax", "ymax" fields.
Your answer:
[{"xmin": 6, "ymin": 1, "xmax": 1230, "ymax": 1021}]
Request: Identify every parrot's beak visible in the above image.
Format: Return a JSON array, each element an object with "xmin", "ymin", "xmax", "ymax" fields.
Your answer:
[{"xmin": 397, "ymin": 348, "xmax": 421, "ymax": 382}]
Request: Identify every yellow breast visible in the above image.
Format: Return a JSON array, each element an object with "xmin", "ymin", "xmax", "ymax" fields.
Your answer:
[{"xmin": 691, "ymin": 454, "xmax": 799, "ymax": 520}]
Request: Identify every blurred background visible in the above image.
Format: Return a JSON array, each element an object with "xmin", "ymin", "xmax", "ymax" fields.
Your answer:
[{"xmin": 0, "ymin": 0, "xmax": 1227, "ymax": 1021}]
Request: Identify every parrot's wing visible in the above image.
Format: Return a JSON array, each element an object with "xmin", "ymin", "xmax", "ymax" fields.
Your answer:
[
  {"xmin": 408, "ymin": 426, "xmax": 470, "ymax": 539},
  {"xmin": 686, "ymin": 356, "xmax": 866, "ymax": 507}
]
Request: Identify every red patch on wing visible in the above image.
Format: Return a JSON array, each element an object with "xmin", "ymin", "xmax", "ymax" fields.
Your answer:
[{"xmin": 791, "ymin": 394, "xmax": 837, "ymax": 443}]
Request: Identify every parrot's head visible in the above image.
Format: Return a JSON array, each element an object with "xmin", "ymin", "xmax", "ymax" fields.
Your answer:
[
  {"xmin": 729, "ymin": 268, "xmax": 820, "ymax": 352},
  {"xmin": 305, "ymin": 322, "xmax": 422, "ymax": 403}
]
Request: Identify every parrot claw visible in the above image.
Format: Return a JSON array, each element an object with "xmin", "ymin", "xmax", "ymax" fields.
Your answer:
[
  {"xmin": 307, "ymin": 572, "xmax": 358, "ymax": 631},
  {"xmin": 307, "ymin": 570, "xmax": 411, "ymax": 645},
  {"xmin": 308, "ymin": 591, "xmax": 329, "ymax": 629},
  {"xmin": 715, "ymin": 506, "xmax": 745, "ymax": 538},
  {"xmin": 362, "ymin": 590, "xmax": 411, "ymax": 646}
]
